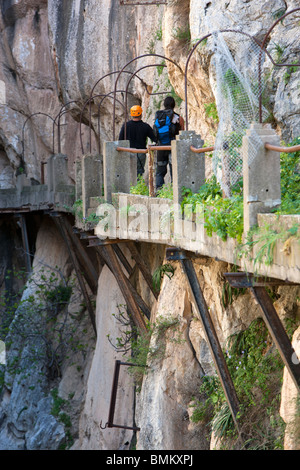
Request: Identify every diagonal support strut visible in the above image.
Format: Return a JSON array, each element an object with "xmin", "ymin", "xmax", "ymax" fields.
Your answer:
[
  {"xmin": 224, "ymin": 272, "xmax": 300, "ymax": 394},
  {"xmin": 251, "ymin": 286, "xmax": 300, "ymax": 394},
  {"xmin": 51, "ymin": 214, "xmax": 97, "ymax": 336},
  {"xmin": 166, "ymin": 248, "xmax": 242, "ymax": 435},
  {"xmin": 97, "ymin": 244, "xmax": 148, "ymax": 333}
]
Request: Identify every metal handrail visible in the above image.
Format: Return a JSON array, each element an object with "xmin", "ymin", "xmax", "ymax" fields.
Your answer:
[
  {"xmin": 265, "ymin": 143, "xmax": 300, "ymax": 153},
  {"xmin": 116, "ymin": 146, "xmax": 148, "ymax": 154},
  {"xmin": 116, "ymin": 144, "xmax": 215, "ymax": 153},
  {"xmin": 190, "ymin": 145, "xmax": 214, "ymax": 153},
  {"xmin": 116, "ymin": 145, "xmax": 172, "ymax": 153}
]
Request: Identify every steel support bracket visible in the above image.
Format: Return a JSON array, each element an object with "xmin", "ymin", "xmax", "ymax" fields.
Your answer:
[
  {"xmin": 172, "ymin": 254, "xmax": 243, "ymax": 438},
  {"xmin": 101, "ymin": 360, "xmax": 142, "ymax": 432},
  {"xmin": 166, "ymin": 247, "xmax": 196, "ymax": 261},
  {"xmin": 224, "ymin": 272, "xmax": 297, "ymax": 288},
  {"xmin": 224, "ymin": 271, "xmax": 300, "ymax": 394}
]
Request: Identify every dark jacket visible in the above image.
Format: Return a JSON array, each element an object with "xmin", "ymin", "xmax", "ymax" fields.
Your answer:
[{"xmin": 119, "ymin": 120, "xmax": 157, "ymax": 149}]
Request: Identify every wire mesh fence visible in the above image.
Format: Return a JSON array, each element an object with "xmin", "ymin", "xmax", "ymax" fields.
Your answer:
[{"xmin": 208, "ymin": 31, "xmax": 271, "ymax": 196}]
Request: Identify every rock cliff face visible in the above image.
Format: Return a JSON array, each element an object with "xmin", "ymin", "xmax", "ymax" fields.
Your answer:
[
  {"xmin": 0, "ymin": 0, "xmax": 299, "ymax": 451},
  {"xmin": 0, "ymin": 0, "xmax": 299, "ymax": 178}
]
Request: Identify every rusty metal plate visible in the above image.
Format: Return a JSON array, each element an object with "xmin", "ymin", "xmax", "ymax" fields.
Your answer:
[{"xmin": 223, "ymin": 272, "xmax": 297, "ymax": 288}]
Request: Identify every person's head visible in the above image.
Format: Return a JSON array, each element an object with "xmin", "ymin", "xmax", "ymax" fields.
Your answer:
[
  {"xmin": 130, "ymin": 105, "xmax": 143, "ymax": 120},
  {"xmin": 163, "ymin": 96, "xmax": 175, "ymax": 110}
]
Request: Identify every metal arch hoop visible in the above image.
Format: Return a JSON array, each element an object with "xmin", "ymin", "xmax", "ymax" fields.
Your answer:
[
  {"xmin": 79, "ymin": 92, "xmax": 132, "ymax": 154},
  {"xmin": 112, "ymin": 53, "xmax": 183, "ymax": 140},
  {"xmin": 53, "ymin": 100, "xmax": 81, "ymax": 154},
  {"xmin": 87, "ymin": 70, "xmax": 158, "ymax": 152},
  {"xmin": 122, "ymin": 62, "xmax": 174, "ymax": 140}
]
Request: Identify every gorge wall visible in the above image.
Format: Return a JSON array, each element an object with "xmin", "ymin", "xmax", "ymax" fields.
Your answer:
[{"xmin": 0, "ymin": 0, "xmax": 299, "ymax": 451}]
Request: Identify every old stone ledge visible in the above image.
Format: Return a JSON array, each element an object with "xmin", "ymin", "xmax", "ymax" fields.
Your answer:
[
  {"xmin": 93, "ymin": 193, "xmax": 300, "ymax": 284},
  {"xmin": 0, "ymin": 183, "xmax": 75, "ymax": 213}
]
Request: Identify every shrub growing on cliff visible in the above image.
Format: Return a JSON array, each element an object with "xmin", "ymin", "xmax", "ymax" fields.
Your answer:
[
  {"xmin": 1, "ymin": 266, "xmax": 93, "ymax": 382},
  {"xmin": 190, "ymin": 318, "xmax": 286, "ymax": 449},
  {"xmin": 107, "ymin": 306, "xmax": 182, "ymax": 391}
]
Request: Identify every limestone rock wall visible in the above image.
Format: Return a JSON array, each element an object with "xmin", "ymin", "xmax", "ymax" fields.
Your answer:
[
  {"xmin": 0, "ymin": 0, "xmax": 299, "ymax": 186},
  {"xmin": 0, "ymin": 217, "xmax": 96, "ymax": 449},
  {"xmin": 0, "ymin": 0, "xmax": 299, "ymax": 452}
]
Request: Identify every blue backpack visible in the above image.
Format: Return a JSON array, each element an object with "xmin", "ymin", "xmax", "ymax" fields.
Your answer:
[{"xmin": 153, "ymin": 109, "xmax": 176, "ymax": 145}]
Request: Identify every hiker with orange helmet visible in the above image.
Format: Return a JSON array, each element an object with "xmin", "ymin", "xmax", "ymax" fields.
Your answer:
[{"xmin": 119, "ymin": 105, "xmax": 157, "ymax": 176}]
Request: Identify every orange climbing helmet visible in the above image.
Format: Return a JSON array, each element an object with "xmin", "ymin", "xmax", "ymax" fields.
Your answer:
[{"xmin": 130, "ymin": 105, "xmax": 142, "ymax": 117}]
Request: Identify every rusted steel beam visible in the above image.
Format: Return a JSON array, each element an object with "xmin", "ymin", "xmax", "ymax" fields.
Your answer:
[
  {"xmin": 52, "ymin": 215, "xmax": 97, "ymax": 336},
  {"xmin": 166, "ymin": 247, "xmax": 198, "ymax": 261},
  {"xmin": 127, "ymin": 242, "xmax": 158, "ymax": 299},
  {"xmin": 107, "ymin": 359, "xmax": 121, "ymax": 428},
  {"xmin": 98, "ymin": 245, "xmax": 148, "ymax": 332},
  {"xmin": 112, "ymin": 244, "xmax": 134, "ymax": 276},
  {"xmin": 17, "ymin": 214, "xmax": 32, "ymax": 275},
  {"xmin": 251, "ymin": 286, "xmax": 300, "ymax": 394},
  {"xmin": 224, "ymin": 272, "xmax": 300, "ymax": 392},
  {"xmin": 96, "ymin": 245, "xmax": 150, "ymax": 320},
  {"xmin": 87, "ymin": 237, "xmax": 126, "ymax": 247},
  {"xmin": 63, "ymin": 218, "xmax": 99, "ymax": 294},
  {"xmin": 101, "ymin": 360, "xmax": 140, "ymax": 432},
  {"xmin": 177, "ymin": 254, "xmax": 242, "ymax": 434},
  {"xmin": 223, "ymin": 272, "xmax": 296, "ymax": 288}
]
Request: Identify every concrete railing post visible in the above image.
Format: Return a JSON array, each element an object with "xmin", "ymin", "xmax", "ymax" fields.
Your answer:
[
  {"xmin": 172, "ymin": 130, "xmax": 205, "ymax": 205},
  {"xmin": 103, "ymin": 140, "xmax": 137, "ymax": 203},
  {"xmin": 243, "ymin": 123, "xmax": 281, "ymax": 233},
  {"xmin": 47, "ymin": 154, "xmax": 70, "ymax": 192},
  {"xmin": 75, "ymin": 159, "xmax": 82, "ymax": 201},
  {"xmin": 82, "ymin": 154, "xmax": 103, "ymax": 218}
]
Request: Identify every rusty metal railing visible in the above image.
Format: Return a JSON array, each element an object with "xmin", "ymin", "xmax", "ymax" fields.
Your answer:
[
  {"xmin": 265, "ymin": 143, "xmax": 300, "ymax": 153},
  {"xmin": 190, "ymin": 145, "xmax": 214, "ymax": 153},
  {"xmin": 116, "ymin": 144, "xmax": 211, "ymax": 196},
  {"xmin": 80, "ymin": 92, "xmax": 131, "ymax": 154}
]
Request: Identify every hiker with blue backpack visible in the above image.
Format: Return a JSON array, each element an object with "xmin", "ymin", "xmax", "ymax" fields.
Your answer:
[{"xmin": 153, "ymin": 96, "xmax": 185, "ymax": 190}]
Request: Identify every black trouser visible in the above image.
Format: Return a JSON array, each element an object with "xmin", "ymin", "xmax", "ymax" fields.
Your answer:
[
  {"xmin": 156, "ymin": 149, "xmax": 172, "ymax": 189},
  {"xmin": 137, "ymin": 153, "xmax": 146, "ymax": 177}
]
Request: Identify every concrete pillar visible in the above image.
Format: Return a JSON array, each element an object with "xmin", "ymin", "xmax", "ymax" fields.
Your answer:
[
  {"xmin": 75, "ymin": 159, "xmax": 82, "ymax": 201},
  {"xmin": 172, "ymin": 130, "xmax": 205, "ymax": 205},
  {"xmin": 16, "ymin": 173, "xmax": 31, "ymax": 193},
  {"xmin": 243, "ymin": 123, "xmax": 281, "ymax": 233},
  {"xmin": 103, "ymin": 140, "xmax": 137, "ymax": 203},
  {"xmin": 47, "ymin": 154, "xmax": 70, "ymax": 192},
  {"xmin": 82, "ymin": 154, "xmax": 103, "ymax": 218}
]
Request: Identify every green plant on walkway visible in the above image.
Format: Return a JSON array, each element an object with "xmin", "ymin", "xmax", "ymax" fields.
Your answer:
[
  {"xmin": 130, "ymin": 176, "xmax": 149, "ymax": 196},
  {"xmin": 181, "ymin": 175, "xmax": 244, "ymax": 243}
]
